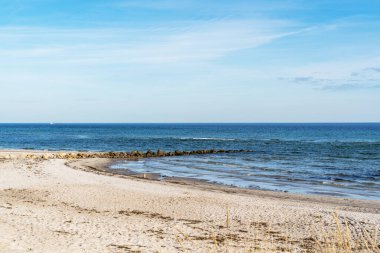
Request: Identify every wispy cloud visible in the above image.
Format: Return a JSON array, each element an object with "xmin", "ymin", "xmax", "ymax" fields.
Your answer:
[
  {"xmin": 0, "ymin": 19, "xmax": 301, "ymax": 65},
  {"xmin": 281, "ymin": 64, "xmax": 380, "ymax": 91},
  {"xmin": 363, "ymin": 67, "xmax": 380, "ymax": 73},
  {"xmin": 116, "ymin": 0, "xmax": 303, "ymax": 12},
  {"xmin": 117, "ymin": 0, "xmax": 193, "ymax": 10},
  {"xmin": 322, "ymin": 83, "xmax": 380, "ymax": 91}
]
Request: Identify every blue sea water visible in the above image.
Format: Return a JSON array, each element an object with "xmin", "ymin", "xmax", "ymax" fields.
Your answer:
[{"xmin": 0, "ymin": 123, "xmax": 379, "ymax": 200}]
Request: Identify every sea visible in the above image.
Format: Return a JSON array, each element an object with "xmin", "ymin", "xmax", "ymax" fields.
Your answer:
[{"xmin": 0, "ymin": 123, "xmax": 379, "ymax": 200}]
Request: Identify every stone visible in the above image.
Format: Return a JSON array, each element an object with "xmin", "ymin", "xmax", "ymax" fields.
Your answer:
[
  {"xmin": 145, "ymin": 150, "xmax": 155, "ymax": 157},
  {"xmin": 174, "ymin": 150, "xmax": 183, "ymax": 155},
  {"xmin": 157, "ymin": 150, "xmax": 165, "ymax": 157}
]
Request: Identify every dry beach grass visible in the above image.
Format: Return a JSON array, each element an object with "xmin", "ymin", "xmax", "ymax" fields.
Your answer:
[{"xmin": 0, "ymin": 150, "xmax": 379, "ymax": 252}]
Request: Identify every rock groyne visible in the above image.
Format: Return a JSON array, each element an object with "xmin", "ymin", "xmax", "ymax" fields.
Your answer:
[{"xmin": 1, "ymin": 149, "xmax": 253, "ymax": 160}]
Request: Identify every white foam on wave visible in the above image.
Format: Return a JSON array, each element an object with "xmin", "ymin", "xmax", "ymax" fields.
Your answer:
[
  {"xmin": 180, "ymin": 137, "xmax": 236, "ymax": 141},
  {"xmin": 76, "ymin": 135, "xmax": 90, "ymax": 139}
]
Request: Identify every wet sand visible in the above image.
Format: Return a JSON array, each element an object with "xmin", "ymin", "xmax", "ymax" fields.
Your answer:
[{"xmin": 0, "ymin": 150, "xmax": 379, "ymax": 252}]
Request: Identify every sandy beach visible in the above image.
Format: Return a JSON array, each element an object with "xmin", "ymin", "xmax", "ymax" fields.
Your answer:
[{"xmin": 0, "ymin": 150, "xmax": 379, "ymax": 253}]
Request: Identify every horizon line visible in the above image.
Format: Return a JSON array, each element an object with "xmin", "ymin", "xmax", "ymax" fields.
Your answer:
[{"xmin": 0, "ymin": 122, "xmax": 379, "ymax": 124}]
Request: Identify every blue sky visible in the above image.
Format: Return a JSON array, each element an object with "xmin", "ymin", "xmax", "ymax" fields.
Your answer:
[{"xmin": 1, "ymin": 0, "xmax": 379, "ymax": 122}]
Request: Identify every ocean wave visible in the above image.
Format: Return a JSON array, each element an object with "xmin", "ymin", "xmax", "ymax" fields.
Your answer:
[
  {"xmin": 179, "ymin": 137, "xmax": 236, "ymax": 141},
  {"xmin": 261, "ymin": 139, "xmax": 380, "ymax": 144},
  {"xmin": 75, "ymin": 135, "xmax": 90, "ymax": 139}
]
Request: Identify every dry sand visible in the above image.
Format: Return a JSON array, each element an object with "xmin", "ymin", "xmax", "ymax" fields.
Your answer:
[{"xmin": 0, "ymin": 150, "xmax": 379, "ymax": 252}]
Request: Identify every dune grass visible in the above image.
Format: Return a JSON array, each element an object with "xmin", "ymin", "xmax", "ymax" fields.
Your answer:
[
  {"xmin": 174, "ymin": 209, "xmax": 379, "ymax": 253},
  {"xmin": 314, "ymin": 213, "xmax": 380, "ymax": 253}
]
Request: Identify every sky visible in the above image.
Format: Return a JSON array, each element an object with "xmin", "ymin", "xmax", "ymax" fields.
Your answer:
[{"xmin": 0, "ymin": 0, "xmax": 380, "ymax": 123}]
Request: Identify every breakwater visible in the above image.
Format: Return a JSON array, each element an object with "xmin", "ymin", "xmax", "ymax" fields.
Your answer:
[{"xmin": 0, "ymin": 149, "xmax": 253, "ymax": 160}]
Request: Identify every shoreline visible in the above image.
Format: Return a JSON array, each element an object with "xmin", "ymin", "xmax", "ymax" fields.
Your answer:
[
  {"xmin": 1, "ymin": 150, "xmax": 380, "ymax": 252},
  {"xmin": 1, "ymin": 149, "xmax": 379, "ymax": 204},
  {"xmin": 70, "ymin": 158, "xmax": 380, "ymax": 213}
]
